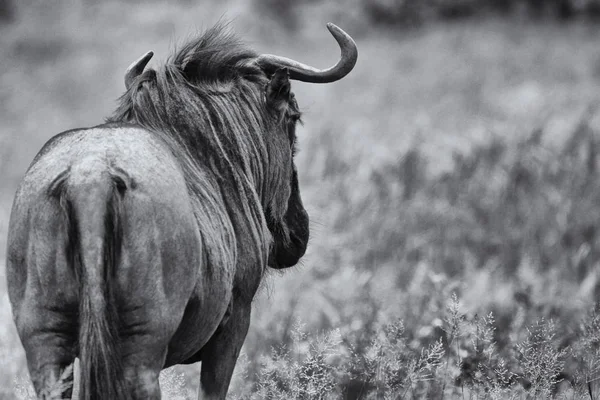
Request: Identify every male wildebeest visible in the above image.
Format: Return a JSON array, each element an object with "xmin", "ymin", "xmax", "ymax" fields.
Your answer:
[{"xmin": 6, "ymin": 22, "xmax": 357, "ymax": 399}]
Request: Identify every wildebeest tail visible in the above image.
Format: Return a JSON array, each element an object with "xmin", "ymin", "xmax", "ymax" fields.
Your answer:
[{"xmin": 55, "ymin": 161, "xmax": 129, "ymax": 400}]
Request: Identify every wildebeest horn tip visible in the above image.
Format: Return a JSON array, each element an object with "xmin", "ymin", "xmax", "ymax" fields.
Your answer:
[{"xmin": 256, "ymin": 23, "xmax": 358, "ymax": 84}]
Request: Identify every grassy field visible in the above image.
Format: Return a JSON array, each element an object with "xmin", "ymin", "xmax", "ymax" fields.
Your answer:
[{"xmin": 2, "ymin": 1, "xmax": 600, "ymax": 398}]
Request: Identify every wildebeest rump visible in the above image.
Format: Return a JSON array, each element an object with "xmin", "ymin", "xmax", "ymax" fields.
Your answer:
[{"xmin": 6, "ymin": 23, "xmax": 357, "ymax": 399}]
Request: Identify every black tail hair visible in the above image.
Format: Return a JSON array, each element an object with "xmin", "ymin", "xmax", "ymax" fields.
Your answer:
[{"xmin": 57, "ymin": 173, "xmax": 128, "ymax": 400}]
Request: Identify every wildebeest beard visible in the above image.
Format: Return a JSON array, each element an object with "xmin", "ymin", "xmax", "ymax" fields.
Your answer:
[
  {"xmin": 108, "ymin": 24, "xmax": 309, "ymax": 270},
  {"xmin": 268, "ymin": 166, "xmax": 309, "ymax": 268}
]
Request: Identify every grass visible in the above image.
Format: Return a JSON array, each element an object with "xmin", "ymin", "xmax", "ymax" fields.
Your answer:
[
  {"xmin": 226, "ymin": 295, "xmax": 600, "ymax": 398},
  {"xmin": 2, "ymin": 1, "xmax": 600, "ymax": 399},
  {"xmin": 227, "ymin": 116, "xmax": 600, "ymax": 398}
]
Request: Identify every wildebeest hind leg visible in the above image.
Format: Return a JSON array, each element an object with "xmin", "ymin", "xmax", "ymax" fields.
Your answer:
[
  {"xmin": 29, "ymin": 364, "xmax": 74, "ymax": 400},
  {"xmin": 121, "ymin": 342, "xmax": 166, "ymax": 399},
  {"xmin": 28, "ymin": 364, "xmax": 74, "ymax": 399},
  {"xmin": 17, "ymin": 310, "xmax": 76, "ymax": 398},
  {"xmin": 42, "ymin": 363, "xmax": 74, "ymax": 400},
  {"xmin": 19, "ymin": 332, "xmax": 75, "ymax": 400},
  {"xmin": 198, "ymin": 301, "xmax": 251, "ymax": 400}
]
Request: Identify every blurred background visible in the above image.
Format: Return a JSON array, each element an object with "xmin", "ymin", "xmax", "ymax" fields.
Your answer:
[{"xmin": 2, "ymin": 0, "xmax": 600, "ymax": 398}]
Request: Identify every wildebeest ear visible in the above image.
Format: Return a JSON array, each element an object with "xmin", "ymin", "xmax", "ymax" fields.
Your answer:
[{"xmin": 266, "ymin": 68, "xmax": 291, "ymax": 113}]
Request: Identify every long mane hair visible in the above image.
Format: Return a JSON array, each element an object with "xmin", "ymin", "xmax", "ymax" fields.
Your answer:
[{"xmin": 107, "ymin": 24, "xmax": 296, "ymax": 270}]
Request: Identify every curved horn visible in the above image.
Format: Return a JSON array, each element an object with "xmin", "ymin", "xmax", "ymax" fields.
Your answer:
[
  {"xmin": 124, "ymin": 51, "xmax": 154, "ymax": 89},
  {"xmin": 255, "ymin": 23, "xmax": 358, "ymax": 84}
]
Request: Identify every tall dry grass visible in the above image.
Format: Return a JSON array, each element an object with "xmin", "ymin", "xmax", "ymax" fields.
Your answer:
[
  {"xmin": 225, "ymin": 116, "xmax": 600, "ymax": 399},
  {"xmin": 2, "ymin": 1, "xmax": 600, "ymax": 399}
]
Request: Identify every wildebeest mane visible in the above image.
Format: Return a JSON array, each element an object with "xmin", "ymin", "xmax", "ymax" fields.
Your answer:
[
  {"xmin": 170, "ymin": 25, "xmax": 264, "ymax": 87},
  {"xmin": 108, "ymin": 23, "xmax": 295, "ymax": 272}
]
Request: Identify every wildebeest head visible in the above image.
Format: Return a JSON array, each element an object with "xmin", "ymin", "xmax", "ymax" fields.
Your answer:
[
  {"xmin": 263, "ymin": 67, "xmax": 309, "ymax": 269},
  {"xmin": 258, "ymin": 25, "xmax": 357, "ymax": 268},
  {"xmin": 116, "ymin": 23, "xmax": 357, "ymax": 269}
]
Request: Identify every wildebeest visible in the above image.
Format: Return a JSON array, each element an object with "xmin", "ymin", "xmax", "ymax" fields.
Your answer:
[{"xmin": 6, "ymin": 22, "xmax": 357, "ymax": 399}]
